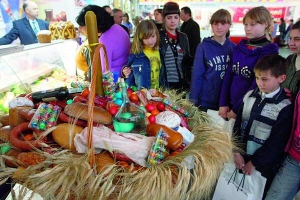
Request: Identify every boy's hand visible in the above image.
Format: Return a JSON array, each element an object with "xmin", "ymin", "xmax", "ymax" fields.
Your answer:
[
  {"xmin": 227, "ymin": 110, "xmax": 237, "ymax": 120},
  {"xmin": 219, "ymin": 106, "xmax": 230, "ymax": 119},
  {"xmin": 242, "ymin": 161, "xmax": 255, "ymax": 175},
  {"xmin": 122, "ymin": 66, "xmax": 132, "ymax": 78},
  {"xmin": 233, "ymin": 153, "xmax": 245, "ymax": 169}
]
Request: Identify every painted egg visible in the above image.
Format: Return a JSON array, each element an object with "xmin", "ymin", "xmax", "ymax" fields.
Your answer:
[{"xmin": 114, "ymin": 99, "xmax": 123, "ymax": 106}]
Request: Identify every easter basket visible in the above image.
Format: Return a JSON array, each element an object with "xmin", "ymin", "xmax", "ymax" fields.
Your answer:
[{"xmin": 0, "ymin": 16, "xmax": 235, "ymax": 200}]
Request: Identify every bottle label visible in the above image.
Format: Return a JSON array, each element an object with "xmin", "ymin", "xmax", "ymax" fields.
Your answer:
[
  {"xmin": 41, "ymin": 88, "xmax": 55, "ymax": 94},
  {"xmin": 42, "ymin": 97, "xmax": 58, "ymax": 102},
  {"xmin": 68, "ymin": 87, "xmax": 82, "ymax": 94}
]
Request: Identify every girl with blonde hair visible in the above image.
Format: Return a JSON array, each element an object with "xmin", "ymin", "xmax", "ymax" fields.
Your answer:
[
  {"xmin": 219, "ymin": 6, "xmax": 279, "ymax": 120},
  {"xmin": 122, "ymin": 20, "xmax": 167, "ymax": 89}
]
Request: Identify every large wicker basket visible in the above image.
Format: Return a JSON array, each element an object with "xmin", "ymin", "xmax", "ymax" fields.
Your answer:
[{"xmin": 0, "ymin": 15, "xmax": 235, "ymax": 200}]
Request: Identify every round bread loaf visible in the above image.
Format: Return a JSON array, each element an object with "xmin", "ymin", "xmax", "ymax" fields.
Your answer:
[
  {"xmin": 52, "ymin": 123, "xmax": 83, "ymax": 151},
  {"xmin": 64, "ymin": 102, "xmax": 112, "ymax": 125},
  {"xmin": 49, "ymin": 21, "xmax": 76, "ymax": 40}
]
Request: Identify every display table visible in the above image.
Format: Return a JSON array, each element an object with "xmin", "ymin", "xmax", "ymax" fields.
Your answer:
[{"xmin": 0, "ymin": 39, "xmax": 80, "ymax": 115}]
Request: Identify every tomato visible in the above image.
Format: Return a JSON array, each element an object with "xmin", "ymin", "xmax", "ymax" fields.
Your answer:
[
  {"xmin": 145, "ymin": 104, "xmax": 156, "ymax": 112},
  {"xmin": 156, "ymin": 102, "xmax": 165, "ymax": 112},
  {"xmin": 151, "ymin": 109, "xmax": 160, "ymax": 116},
  {"xmin": 81, "ymin": 88, "xmax": 89, "ymax": 98},
  {"xmin": 129, "ymin": 93, "xmax": 139, "ymax": 102}
]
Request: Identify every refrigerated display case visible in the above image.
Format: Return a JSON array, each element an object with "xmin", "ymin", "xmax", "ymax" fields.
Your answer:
[{"xmin": 0, "ymin": 39, "xmax": 81, "ymax": 115}]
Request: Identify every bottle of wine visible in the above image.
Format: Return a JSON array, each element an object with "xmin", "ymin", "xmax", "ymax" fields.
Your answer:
[{"xmin": 32, "ymin": 86, "xmax": 70, "ymax": 103}]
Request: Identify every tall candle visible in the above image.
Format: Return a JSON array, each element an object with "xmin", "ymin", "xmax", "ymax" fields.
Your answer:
[
  {"xmin": 84, "ymin": 11, "xmax": 97, "ymax": 167},
  {"xmin": 85, "ymin": 11, "xmax": 104, "ymax": 96}
]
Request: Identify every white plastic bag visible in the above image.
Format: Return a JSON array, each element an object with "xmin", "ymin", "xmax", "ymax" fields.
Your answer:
[
  {"xmin": 207, "ymin": 109, "xmax": 235, "ymax": 136},
  {"xmin": 212, "ymin": 174, "xmax": 250, "ymax": 200},
  {"xmin": 214, "ymin": 162, "xmax": 267, "ymax": 200}
]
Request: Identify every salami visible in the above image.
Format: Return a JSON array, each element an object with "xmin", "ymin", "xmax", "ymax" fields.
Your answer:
[{"xmin": 9, "ymin": 122, "xmax": 46, "ymax": 151}]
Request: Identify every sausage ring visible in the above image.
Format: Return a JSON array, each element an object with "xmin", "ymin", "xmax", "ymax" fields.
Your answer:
[
  {"xmin": 9, "ymin": 122, "xmax": 46, "ymax": 151},
  {"xmin": 58, "ymin": 112, "xmax": 87, "ymax": 127}
]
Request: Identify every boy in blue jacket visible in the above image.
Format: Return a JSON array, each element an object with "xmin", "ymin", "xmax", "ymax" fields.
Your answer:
[{"xmin": 233, "ymin": 54, "xmax": 293, "ymax": 198}]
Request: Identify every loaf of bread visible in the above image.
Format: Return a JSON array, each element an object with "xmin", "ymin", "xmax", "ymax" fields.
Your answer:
[
  {"xmin": 52, "ymin": 123, "xmax": 83, "ymax": 151},
  {"xmin": 49, "ymin": 21, "xmax": 76, "ymax": 40},
  {"xmin": 9, "ymin": 97, "xmax": 34, "ymax": 127},
  {"xmin": 37, "ymin": 30, "xmax": 51, "ymax": 43},
  {"xmin": 64, "ymin": 102, "xmax": 112, "ymax": 125}
]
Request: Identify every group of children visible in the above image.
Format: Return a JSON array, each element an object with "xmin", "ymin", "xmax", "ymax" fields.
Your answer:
[
  {"xmin": 121, "ymin": 2, "xmax": 300, "ymax": 199},
  {"xmin": 122, "ymin": 2, "xmax": 190, "ymax": 92}
]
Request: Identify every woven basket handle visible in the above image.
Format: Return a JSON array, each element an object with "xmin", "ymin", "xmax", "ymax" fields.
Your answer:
[{"xmin": 87, "ymin": 43, "xmax": 109, "ymax": 167}]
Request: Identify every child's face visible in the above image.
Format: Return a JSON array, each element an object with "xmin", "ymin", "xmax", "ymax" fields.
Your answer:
[
  {"xmin": 122, "ymin": 16, "xmax": 128, "ymax": 22},
  {"xmin": 164, "ymin": 14, "xmax": 180, "ymax": 32},
  {"xmin": 211, "ymin": 22, "xmax": 231, "ymax": 38},
  {"xmin": 142, "ymin": 33, "xmax": 157, "ymax": 48},
  {"xmin": 255, "ymin": 70, "xmax": 286, "ymax": 94},
  {"xmin": 289, "ymin": 29, "xmax": 300, "ymax": 54},
  {"xmin": 154, "ymin": 11, "xmax": 163, "ymax": 23},
  {"xmin": 243, "ymin": 18, "xmax": 268, "ymax": 39}
]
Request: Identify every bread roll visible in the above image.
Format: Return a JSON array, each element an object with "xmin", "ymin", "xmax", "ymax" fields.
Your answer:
[
  {"xmin": 0, "ymin": 125, "xmax": 13, "ymax": 142},
  {"xmin": 52, "ymin": 123, "xmax": 83, "ymax": 151},
  {"xmin": 95, "ymin": 151, "xmax": 115, "ymax": 173},
  {"xmin": 64, "ymin": 102, "xmax": 112, "ymax": 125},
  {"xmin": 0, "ymin": 115, "xmax": 9, "ymax": 127}
]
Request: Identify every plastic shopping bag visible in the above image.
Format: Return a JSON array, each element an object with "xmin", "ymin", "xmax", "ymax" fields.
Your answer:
[
  {"xmin": 212, "ymin": 167, "xmax": 252, "ymax": 200},
  {"xmin": 242, "ymin": 169, "xmax": 266, "ymax": 200},
  {"xmin": 214, "ymin": 162, "xmax": 266, "ymax": 200},
  {"xmin": 207, "ymin": 109, "xmax": 235, "ymax": 136}
]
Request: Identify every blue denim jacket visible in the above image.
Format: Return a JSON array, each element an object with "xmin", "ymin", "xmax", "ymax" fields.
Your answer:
[{"xmin": 125, "ymin": 51, "xmax": 168, "ymax": 89}]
